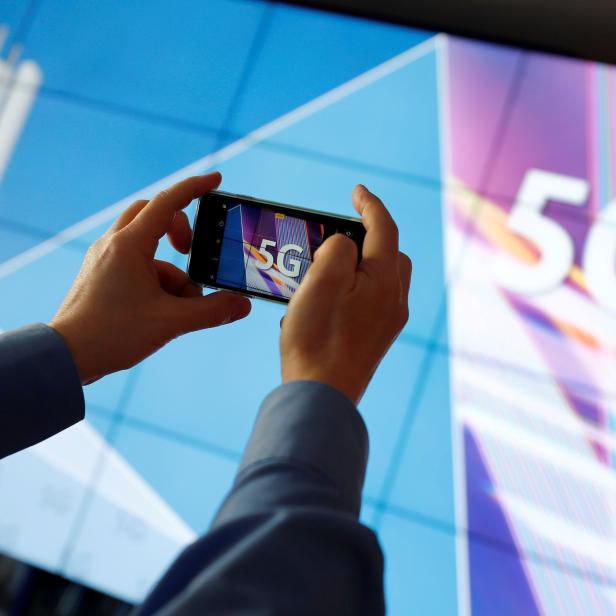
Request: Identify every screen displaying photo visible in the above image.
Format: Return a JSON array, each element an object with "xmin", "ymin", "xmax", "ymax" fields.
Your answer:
[{"xmin": 216, "ymin": 203, "xmax": 325, "ymax": 299}]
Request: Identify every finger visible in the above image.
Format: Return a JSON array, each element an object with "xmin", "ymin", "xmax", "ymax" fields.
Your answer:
[
  {"xmin": 167, "ymin": 210, "xmax": 192, "ymax": 254},
  {"xmin": 161, "ymin": 290, "xmax": 252, "ymax": 335},
  {"xmin": 154, "ymin": 260, "xmax": 201, "ymax": 297},
  {"xmin": 109, "ymin": 199, "xmax": 149, "ymax": 232},
  {"xmin": 352, "ymin": 184, "xmax": 399, "ymax": 264},
  {"xmin": 305, "ymin": 233, "xmax": 357, "ymax": 291},
  {"xmin": 129, "ymin": 172, "xmax": 222, "ymax": 251},
  {"xmin": 398, "ymin": 252, "xmax": 412, "ymax": 301}
]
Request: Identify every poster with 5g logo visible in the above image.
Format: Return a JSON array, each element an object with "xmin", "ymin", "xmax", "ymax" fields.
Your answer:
[
  {"xmin": 445, "ymin": 39, "xmax": 616, "ymax": 616},
  {"xmin": 495, "ymin": 168, "xmax": 616, "ymax": 313},
  {"xmin": 447, "ymin": 164, "xmax": 616, "ymax": 392}
]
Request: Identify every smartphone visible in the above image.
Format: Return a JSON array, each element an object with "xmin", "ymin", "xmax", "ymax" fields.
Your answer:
[{"xmin": 187, "ymin": 190, "xmax": 366, "ymax": 304}]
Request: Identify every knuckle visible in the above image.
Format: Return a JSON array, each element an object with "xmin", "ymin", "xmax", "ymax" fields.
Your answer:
[
  {"xmin": 98, "ymin": 230, "xmax": 130, "ymax": 259},
  {"xmin": 108, "ymin": 229, "xmax": 127, "ymax": 248},
  {"xmin": 400, "ymin": 252, "xmax": 412, "ymax": 272},
  {"xmin": 398, "ymin": 304, "xmax": 410, "ymax": 328},
  {"xmin": 87, "ymin": 237, "xmax": 102, "ymax": 255},
  {"xmin": 390, "ymin": 219, "xmax": 400, "ymax": 242},
  {"xmin": 87, "ymin": 235, "xmax": 111, "ymax": 258}
]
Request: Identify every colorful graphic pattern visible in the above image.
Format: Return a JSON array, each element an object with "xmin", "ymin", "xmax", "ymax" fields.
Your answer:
[
  {"xmin": 445, "ymin": 38, "xmax": 616, "ymax": 615},
  {"xmin": 217, "ymin": 203, "xmax": 324, "ymax": 299}
]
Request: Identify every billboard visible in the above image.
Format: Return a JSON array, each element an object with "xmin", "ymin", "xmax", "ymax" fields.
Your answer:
[{"xmin": 0, "ymin": 2, "xmax": 614, "ymax": 613}]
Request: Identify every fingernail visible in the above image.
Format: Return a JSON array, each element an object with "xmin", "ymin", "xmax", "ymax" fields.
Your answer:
[{"xmin": 354, "ymin": 185, "xmax": 371, "ymax": 202}]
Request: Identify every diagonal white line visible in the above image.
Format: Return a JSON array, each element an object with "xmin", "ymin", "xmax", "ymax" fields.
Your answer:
[{"xmin": 0, "ymin": 35, "xmax": 439, "ymax": 280}]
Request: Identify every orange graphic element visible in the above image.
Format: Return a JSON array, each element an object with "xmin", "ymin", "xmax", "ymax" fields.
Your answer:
[
  {"xmin": 449, "ymin": 180, "xmax": 606, "ymax": 353},
  {"xmin": 450, "ymin": 181, "xmax": 588, "ymax": 293}
]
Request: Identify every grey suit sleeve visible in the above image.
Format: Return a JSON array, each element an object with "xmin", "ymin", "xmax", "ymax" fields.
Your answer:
[
  {"xmin": 0, "ymin": 324, "xmax": 85, "ymax": 459},
  {"xmin": 137, "ymin": 381, "xmax": 385, "ymax": 616}
]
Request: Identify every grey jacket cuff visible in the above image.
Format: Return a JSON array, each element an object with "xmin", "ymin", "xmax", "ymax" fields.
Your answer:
[
  {"xmin": 237, "ymin": 381, "xmax": 369, "ymax": 515},
  {"xmin": 0, "ymin": 323, "xmax": 85, "ymax": 458}
]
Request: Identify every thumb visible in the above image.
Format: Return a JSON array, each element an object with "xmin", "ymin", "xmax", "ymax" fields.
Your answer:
[
  {"xmin": 305, "ymin": 233, "xmax": 357, "ymax": 290},
  {"xmin": 161, "ymin": 291, "xmax": 252, "ymax": 335}
]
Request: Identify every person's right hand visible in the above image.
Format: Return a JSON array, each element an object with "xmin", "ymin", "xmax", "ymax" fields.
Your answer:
[{"xmin": 280, "ymin": 184, "xmax": 412, "ymax": 405}]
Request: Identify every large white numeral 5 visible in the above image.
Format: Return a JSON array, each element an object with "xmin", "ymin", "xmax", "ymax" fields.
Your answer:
[
  {"xmin": 493, "ymin": 169, "xmax": 589, "ymax": 294},
  {"xmin": 256, "ymin": 239, "xmax": 276, "ymax": 271}
]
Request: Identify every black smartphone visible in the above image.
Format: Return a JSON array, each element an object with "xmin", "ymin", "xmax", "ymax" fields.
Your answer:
[{"xmin": 187, "ymin": 190, "xmax": 365, "ymax": 304}]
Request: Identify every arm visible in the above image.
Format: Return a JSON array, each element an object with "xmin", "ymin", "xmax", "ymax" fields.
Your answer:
[
  {"xmin": 0, "ymin": 324, "xmax": 84, "ymax": 459},
  {"xmin": 137, "ymin": 185, "xmax": 412, "ymax": 615},
  {"xmin": 137, "ymin": 381, "xmax": 384, "ymax": 616},
  {"xmin": 0, "ymin": 173, "xmax": 251, "ymax": 459}
]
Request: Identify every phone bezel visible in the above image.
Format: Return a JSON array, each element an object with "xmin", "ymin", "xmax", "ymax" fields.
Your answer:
[{"xmin": 187, "ymin": 190, "xmax": 365, "ymax": 305}]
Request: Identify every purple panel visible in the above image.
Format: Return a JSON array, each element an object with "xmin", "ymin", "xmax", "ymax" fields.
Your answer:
[
  {"xmin": 465, "ymin": 429, "xmax": 541, "ymax": 616},
  {"xmin": 447, "ymin": 38, "xmax": 522, "ymax": 191},
  {"xmin": 485, "ymin": 54, "xmax": 592, "ymax": 201}
]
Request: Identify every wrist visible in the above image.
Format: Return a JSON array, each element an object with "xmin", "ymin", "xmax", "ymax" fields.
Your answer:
[
  {"xmin": 281, "ymin": 369, "xmax": 363, "ymax": 406},
  {"xmin": 49, "ymin": 318, "xmax": 98, "ymax": 385}
]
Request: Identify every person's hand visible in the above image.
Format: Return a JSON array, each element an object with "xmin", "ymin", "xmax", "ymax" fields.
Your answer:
[
  {"xmin": 280, "ymin": 185, "xmax": 412, "ymax": 405},
  {"xmin": 50, "ymin": 173, "xmax": 251, "ymax": 384}
]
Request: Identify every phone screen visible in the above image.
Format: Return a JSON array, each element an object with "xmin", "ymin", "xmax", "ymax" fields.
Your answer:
[
  {"xmin": 217, "ymin": 201, "xmax": 325, "ymax": 300},
  {"xmin": 188, "ymin": 191, "xmax": 365, "ymax": 303}
]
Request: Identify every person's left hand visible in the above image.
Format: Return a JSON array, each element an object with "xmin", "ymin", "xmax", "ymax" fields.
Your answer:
[{"xmin": 50, "ymin": 173, "xmax": 251, "ymax": 384}]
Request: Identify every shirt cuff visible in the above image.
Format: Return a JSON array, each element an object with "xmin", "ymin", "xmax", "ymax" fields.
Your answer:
[{"xmin": 237, "ymin": 381, "xmax": 369, "ymax": 515}]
